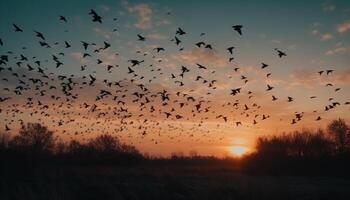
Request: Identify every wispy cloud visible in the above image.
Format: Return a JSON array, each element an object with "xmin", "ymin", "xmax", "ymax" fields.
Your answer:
[
  {"xmin": 70, "ymin": 52, "xmax": 88, "ymax": 64},
  {"xmin": 176, "ymin": 48, "xmax": 229, "ymax": 68},
  {"xmin": 322, "ymin": 2, "xmax": 336, "ymax": 12},
  {"xmin": 337, "ymin": 20, "xmax": 350, "ymax": 33},
  {"xmin": 99, "ymin": 5, "xmax": 110, "ymax": 12},
  {"xmin": 334, "ymin": 70, "xmax": 350, "ymax": 85},
  {"xmin": 320, "ymin": 33, "xmax": 333, "ymax": 41},
  {"xmin": 147, "ymin": 33, "xmax": 168, "ymax": 40},
  {"xmin": 325, "ymin": 46, "xmax": 350, "ymax": 56},
  {"xmin": 289, "ymin": 69, "xmax": 350, "ymax": 87},
  {"xmin": 311, "ymin": 29, "xmax": 319, "ymax": 35},
  {"xmin": 312, "ymin": 30, "xmax": 334, "ymax": 41},
  {"xmin": 127, "ymin": 3, "xmax": 152, "ymax": 29},
  {"xmin": 289, "ymin": 69, "xmax": 320, "ymax": 88},
  {"xmin": 155, "ymin": 19, "xmax": 170, "ymax": 26},
  {"xmin": 94, "ymin": 27, "xmax": 112, "ymax": 39}
]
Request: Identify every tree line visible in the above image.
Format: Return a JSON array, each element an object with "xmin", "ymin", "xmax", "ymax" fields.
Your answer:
[{"xmin": 1, "ymin": 119, "xmax": 350, "ymax": 175}]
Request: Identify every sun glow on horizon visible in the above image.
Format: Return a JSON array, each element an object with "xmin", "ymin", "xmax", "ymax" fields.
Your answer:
[{"xmin": 229, "ymin": 146, "xmax": 249, "ymax": 157}]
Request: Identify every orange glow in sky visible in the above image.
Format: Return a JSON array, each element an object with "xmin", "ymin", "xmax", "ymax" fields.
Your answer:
[
  {"xmin": 0, "ymin": 0, "xmax": 350, "ymax": 158},
  {"xmin": 229, "ymin": 146, "xmax": 249, "ymax": 157}
]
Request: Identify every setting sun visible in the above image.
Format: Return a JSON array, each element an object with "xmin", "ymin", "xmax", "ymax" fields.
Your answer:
[{"xmin": 229, "ymin": 146, "xmax": 249, "ymax": 157}]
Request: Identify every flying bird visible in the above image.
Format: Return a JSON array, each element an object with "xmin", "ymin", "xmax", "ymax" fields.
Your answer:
[
  {"xmin": 230, "ymin": 88, "xmax": 241, "ymax": 96},
  {"xmin": 59, "ymin": 15, "xmax": 67, "ymax": 22},
  {"xmin": 13, "ymin": 24, "xmax": 23, "ymax": 32},
  {"xmin": 89, "ymin": 9, "xmax": 102, "ymax": 23},
  {"xmin": 196, "ymin": 42, "xmax": 205, "ymax": 47},
  {"xmin": 176, "ymin": 27, "xmax": 186, "ymax": 35},
  {"xmin": 274, "ymin": 48, "xmax": 287, "ymax": 57},
  {"xmin": 137, "ymin": 34, "xmax": 146, "ymax": 41},
  {"xmin": 227, "ymin": 46, "xmax": 235, "ymax": 54},
  {"xmin": 266, "ymin": 84, "xmax": 274, "ymax": 91},
  {"xmin": 196, "ymin": 63, "xmax": 207, "ymax": 69},
  {"xmin": 153, "ymin": 47, "xmax": 165, "ymax": 52},
  {"xmin": 261, "ymin": 63, "xmax": 269, "ymax": 69},
  {"xmin": 326, "ymin": 70, "xmax": 334, "ymax": 75},
  {"xmin": 34, "ymin": 31, "xmax": 45, "ymax": 40},
  {"xmin": 232, "ymin": 25, "xmax": 243, "ymax": 35}
]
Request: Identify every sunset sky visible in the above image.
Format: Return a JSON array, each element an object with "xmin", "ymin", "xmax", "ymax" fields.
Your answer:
[{"xmin": 0, "ymin": 0, "xmax": 349, "ymax": 156}]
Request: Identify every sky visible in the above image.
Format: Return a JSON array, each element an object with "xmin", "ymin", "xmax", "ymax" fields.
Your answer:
[{"xmin": 0, "ymin": 0, "xmax": 350, "ymax": 157}]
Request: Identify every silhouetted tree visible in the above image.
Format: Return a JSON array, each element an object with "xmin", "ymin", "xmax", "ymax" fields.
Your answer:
[
  {"xmin": 120, "ymin": 143, "xmax": 141, "ymax": 155},
  {"xmin": 88, "ymin": 134, "xmax": 121, "ymax": 153},
  {"xmin": 55, "ymin": 139, "xmax": 66, "ymax": 155},
  {"xmin": 327, "ymin": 119, "xmax": 350, "ymax": 153},
  {"xmin": 305, "ymin": 129, "xmax": 333, "ymax": 156},
  {"xmin": 67, "ymin": 139, "xmax": 86, "ymax": 155},
  {"xmin": 171, "ymin": 151, "xmax": 185, "ymax": 159},
  {"xmin": 9, "ymin": 123, "xmax": 55, "ymax": 155},
  {"xmin": 256, "ymin": 135, "xmax": 289, "ymax": 158},
  {"xmin": 255, "ymin": 129, "xmax": 333, "ymax": 158},
  {"xmin": 189, "ymin": 150, "xmax": 198, "ymax": 158},
  {"xmin": 0, "ymin": 132, "xmax": 10, "ymax": 150},
  {"xmin": 88, "ymin": 134, "xmax": 142, "ymax": 160},
  {"xmin": 288, "ymin": 129, "xmax": 332, "ymax": 157}
]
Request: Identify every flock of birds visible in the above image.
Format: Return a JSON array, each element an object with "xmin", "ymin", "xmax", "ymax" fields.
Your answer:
[{"xmin": 0, "ymin": 9, "xmax": 349, "ymax": 145}]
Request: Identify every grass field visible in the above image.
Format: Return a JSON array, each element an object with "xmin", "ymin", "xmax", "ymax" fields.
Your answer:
[{"xmin": 1, "ymin": 164, "xmax": 350, "ymax": 200}]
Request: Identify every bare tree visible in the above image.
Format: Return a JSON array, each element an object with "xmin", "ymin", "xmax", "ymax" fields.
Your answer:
[
  {"xmin": 256, "ymin": 129, "xmax": 333, "ymax": 158},
  {"xmin": 0, "ymin": 132, "xmax": 10, "ymax": 149},
  {"xmin": 88, "ymin": 134, "xmax": 121, "ymax": 153},
  {"xmin": 10, "ymin": 123, "xmax": 55, "ymax": 154},
  {"xmin": 327, "ymin": 119, "xmax": 349, "ymax": 153}
]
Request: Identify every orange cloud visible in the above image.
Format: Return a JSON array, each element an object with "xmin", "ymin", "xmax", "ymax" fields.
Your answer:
[
  {"xmin": 337, "ymin": 20, "xmax": 350, "ymax": 33},
  {"xmin": 320, "ymin": 33, "xmax": 333, "ymax": 41},
  {"xmin": 334, "ymin": 70, "xmax": 350, "ymax": 85},
  {"xmin": 176, "ymin": 48, "xmax": 229, "ymax": 68},
  {"xmin": 289, "ymin": 69, "xmax": 350, "ymax": 87},
  {"xmin": 325, "ymin": 46, "xmax": 350, "ymax": 56},
  {"xmin": 289, "ymin": 69, "xmax": 320, "ymax": 88}
]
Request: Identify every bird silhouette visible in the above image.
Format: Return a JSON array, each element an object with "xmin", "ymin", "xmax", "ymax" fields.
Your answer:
[
  {"xmin": 176, "ymin": 27, "xmax": 186, "ymax": 35},
  {"xmin": 227, "ymin": 46, "xmax": 235, "ymax": 54},
  {"xmin": 89, "ymin": 9, "xmax": 102, "ymax": 23},
  {"xmin": 174, "ymin": 36, "xmax": 181, "ymax": 45},
  {"xmin": 326, "ymin": 70, "xmax": 334, "ymax": 75},
  {"xmin": 261, "ymin": 63, "xmax": 269, "ymax": 69},
  {"xmin": 137, "ymin": 34, "xmax": 146, "ymax": 41},
  {"xmin": 232, "ymin": 25, "xmax": 243, "ymax": 35},
  {"xmin": 59, "ymin": 15, "xmax": 67, "ymax": 22},
  {"xmin": 196, "ymin": 63, "xmax": 207, "ymax": 69},
  {"xmin": 274, "ymin": 48, "xmax": 287, "ymax": 57},
  {"xmin": 153, "ymin": 47, "xmax": 165, "ymax": 52},
  {"xmin": 196, "ymin": 42, "xmax": 205, "ymax": 48},
  {"xmin": 266, "ymin": 84, "xmax": 274, "ymax": 91},
  {"xmin": 13, "ymin": 24, "xmax": 23, "ymax": 32},
  {"xmin": 34, "ymin": 31, "xmax": 45, "ymax": 40}
]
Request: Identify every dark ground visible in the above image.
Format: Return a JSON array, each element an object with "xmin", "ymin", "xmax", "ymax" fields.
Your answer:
[{"xmin": 1, "ymin": 164, "xmax": 350, "ymax": 200}]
